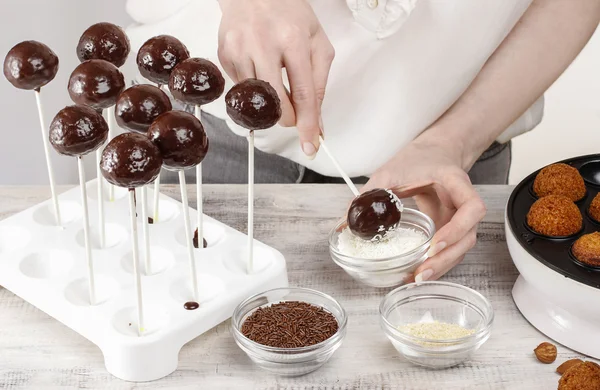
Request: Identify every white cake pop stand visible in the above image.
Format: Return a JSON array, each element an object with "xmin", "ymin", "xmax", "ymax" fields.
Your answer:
[{"xmin": 0, "ymin": 179, "xmax": 288, "ymax": 382}]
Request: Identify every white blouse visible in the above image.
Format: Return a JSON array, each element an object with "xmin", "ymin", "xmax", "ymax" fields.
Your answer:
[{"xmin": 125, "ymin": 0, "xmax": 543, "ymax": 177}]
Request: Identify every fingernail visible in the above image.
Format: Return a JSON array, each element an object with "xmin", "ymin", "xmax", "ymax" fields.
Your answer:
[
  {"xmin": 427, "ymin": 241, "xmax": 447, "ymax": 257},
  {"xmin": 302, "ymin": 142, "xmax": 317, "ymax": 159},
  {"xmin": 415, "ymin": 269, "xmax": 433, "ymax": 283}
]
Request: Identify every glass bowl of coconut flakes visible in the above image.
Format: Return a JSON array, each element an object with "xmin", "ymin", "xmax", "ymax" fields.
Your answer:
[
  {"xmin": 379, "ymin": 281, "xmax": 494, "ymax": 369},
  {"xmin": 328, "ymin": 207, "xmax": 435, "ymax": 288}
]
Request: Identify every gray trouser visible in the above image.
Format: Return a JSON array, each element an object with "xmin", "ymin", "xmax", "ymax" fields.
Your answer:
[{"xmin": 161, "ymin": 111, "xmax": 511, "ymax": 185}]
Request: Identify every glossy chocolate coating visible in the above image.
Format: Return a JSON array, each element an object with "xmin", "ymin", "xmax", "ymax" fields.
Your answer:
[
  {"xmin": 3, "ymin": 40, "xmax": 59, "ymax": 90},
  {"xmin": 347, "ymin": 188, "xmax": 403, "ymax": 241},
  {"xmin": 184, "ymin": 301, "xmax": 199, "ymax": 310},
  {"xmin": 168, "ymin": 58, "xmax": 224, "ymax": 106},
  {"xmin": 68, "ymin": 59, "xmax": 125, "ymax": 110},
  {"xmin": 136, "ymin": 35, "xmax": 189, "ymax": 85},
  {"xmin": 77, "ymin": 22, "xmax": 130, "ymax": 67},
  {"xmin": 115, "ymin": 84, "xmax": 172, "ymax": 133},
  {"xmin": 100, "ymin": 133, "xmax": 162, "ymax": 188},
  {"xmin": 225, "ymin": 79, "xmax": 281, "ymax": 130},
  {"xmin": 49, "ymin": 105, "xmax": 108, "ymax": 156},
  {"xmin": 147, "ymin": 111, "xmax": 209, "ymax": 171}
]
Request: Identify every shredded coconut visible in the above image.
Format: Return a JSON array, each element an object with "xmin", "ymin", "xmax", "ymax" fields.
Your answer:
[
  {"xmin": 398, "ymin": 321, "xmax": 475, "ymax": 346},
  {"xmin": 337, "ymin": 226, "xmax": 427, "ymax": 259}
]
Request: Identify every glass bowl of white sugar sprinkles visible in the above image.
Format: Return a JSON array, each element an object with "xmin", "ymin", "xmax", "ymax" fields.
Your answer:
[
  {"xmin": 328, "ymin": 206, "xmax": 435, "ymax": 288},
  {"xmin": 379, "ymin": 282, "xmax": 494, "ymax": 369}
]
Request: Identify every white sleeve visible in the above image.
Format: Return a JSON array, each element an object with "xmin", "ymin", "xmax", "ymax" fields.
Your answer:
[
  {"xmin": 496, "ymin": 94, "xmax": 545, "ymax": 144},
  {"xmin": 125, "ymin": 0, "xmax": 193, "ymax": 24}
]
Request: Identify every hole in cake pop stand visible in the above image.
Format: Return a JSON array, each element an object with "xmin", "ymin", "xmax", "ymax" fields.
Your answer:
[
  {"xmin": 169, "ymin": 274, "xmax": 225, "ymax": 305},
  {"xmin": 64, "ymin": 275, "xmax": 119, "ymax": 306},
  {"xmin": 579, "ymin": 161, "xmax": 600, "ymax": 186},
  {"xmin": 86, "ymin": 181, "xmax": 128, "ymax": 201},
  {"xmin": 222, "ymin": 246, "xmax": 274, "ymax": 275},
  {"xmin": 32, "ymin": 201, "xmax": 82, "ymax": 226},
  {"xmin": 0, "ymin": 226, "xmax": 31, "ymax": 254},
  {"xmin": 146, "ymin": 200, "xmax": 179, "ymax": 224},
  {"xmin": 174, "ymin": 222, "xmax": 226, "ymax": 249},
  {"xmin": 120, "ymin": 246, "xmax": 175, "ymax": 276},
  {"xmin": 75, "ymin": 223, "xmax": 127, "ymax": 249},
  {"xmin": 111, "ymin": 305, "xmax": 170, "ymax": 337},
  {"xmin": 19, "ymin": 250, "xmax": 73, "ymax": 279}
]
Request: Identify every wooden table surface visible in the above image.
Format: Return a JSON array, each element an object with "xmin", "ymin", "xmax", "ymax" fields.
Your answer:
[{"xmin": 0, "ymin": 184, "xmax": 594, "ymax": 390}]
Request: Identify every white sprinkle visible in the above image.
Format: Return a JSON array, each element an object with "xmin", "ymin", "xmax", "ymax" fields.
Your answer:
[{"xmin": 337, "ymin": 226, "xmax": 427, "ymax": 259}]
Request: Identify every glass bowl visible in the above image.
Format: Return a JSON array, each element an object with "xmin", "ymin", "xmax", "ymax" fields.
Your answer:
[
  {"xmin": 328, "ymin": 208, "xmax": 435, "ymax": 288},
  {"xmin": 379, "ymin": 281, "xmax": 494, "ymax": 369},
  {"xmin": 231, "ymin": 287, "xmax": 348, "ymax": 376}
]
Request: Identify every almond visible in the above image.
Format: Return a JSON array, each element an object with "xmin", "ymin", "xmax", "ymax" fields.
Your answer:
[
  {"xmin": 534, "ymin": 342, "xmax": 557, "ymax": 364},
  {"xmin": 557, "ymin": 359, "xmax": 583, "ymax": 375}
]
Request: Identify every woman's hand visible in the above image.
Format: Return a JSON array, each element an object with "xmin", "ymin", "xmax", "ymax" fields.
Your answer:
[
  {"xmin": 361, "ymin": 136, "xmax": 487, "ymax": 282},
  {"xmin": 217, "ymin": 0, "xmax": 334, "ymax": 158}
]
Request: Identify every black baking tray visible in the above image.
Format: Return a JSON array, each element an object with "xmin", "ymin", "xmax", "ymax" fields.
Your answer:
[{"xmin": 506, "ymin": 154, "xmax": 600, "ymax": 289}]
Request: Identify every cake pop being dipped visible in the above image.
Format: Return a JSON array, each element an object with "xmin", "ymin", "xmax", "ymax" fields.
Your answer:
[
  {"xmin": 347, "ymin": 189, "xmax": 403, "ymax": 241},
  {"xmin": 4, "ymin": 40, "xmax": 62, "ymax": 226},
  {"xmin": 136, "ymin": 35, "xmax": 189, "ymax": 225},
  {"xmin": 148, "ymin": 111, "xmax": 209, "ymax": 305},
  {"xmin": 136, "ymin": 35, "xmax": 189, "ymax": 86},
  {"xmin": 225, "ymin": 79, "xmax": 281, "ymax": 273},
  {"xmin": 49, "ymin": 105, "xmax": 109, "ymax": 306},
  {"xmin": 76, "ymin": 22, "xmax": 130, "ymax": 67},
  {"xmin": 69, "ymin": 58, "xmax": 125, "ymax": 247},
  {"xmin": 169, "ymin": 58, "xmax": 225, "ymax": 249},
  {"xmin": 101, "ymin": 133, "xmax": 162, "ymax": 334}
]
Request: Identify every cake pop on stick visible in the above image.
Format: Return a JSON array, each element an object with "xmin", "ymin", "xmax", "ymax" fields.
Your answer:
[
  {"xmin": 225, "ymin": 79, "xmax": 282, "ymax": 273},
  {"xmin": 347, "ymin": 188, "xmax": 403, "ymax": 241},
  {"xmin": 49, "ymin": 105, "xmax": 109, "ymax": 305},
  {"xmin": 77, "ymin": 22, "xmax": 131, "ymax": 202},
  {"xmin": 100, "ymin": 133, "xmax": 162, "ymax": 335},
  {"xmin": 4, "ymin": 41, "xmax": 61, "ymax": 226},
  {"xmin": 137, "ymin": 35, "xmax": 190, "ymax": 222},
  {"xmin": 115, "ymin": 84, "xmax": 172, "ymax": 272},
  {"xmin": 148, "ymin": 111, "xmax": 209, "ymax": 303},
  {"xmin": 69, "ymin": 59, "xmax": 125, "ymax": 248},
  {"xmin": 169, "ymin": 58, "xmax": 225, "ymax": 248}
]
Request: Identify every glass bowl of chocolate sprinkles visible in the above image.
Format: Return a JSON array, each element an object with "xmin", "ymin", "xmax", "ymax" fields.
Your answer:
[{"xmin": 231, "ymin": 287, "xmax": 347, "ymax": 376}]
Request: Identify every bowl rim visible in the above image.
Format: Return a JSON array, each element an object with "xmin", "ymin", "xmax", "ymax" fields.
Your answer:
[
  {"xmin": 231, "ymin": 287, "xmax": 348, "ymax": 354},
  {"xmin": 328, "ymin": 208, "xmax": 435, "ymax": 263},
  {"xmin": 379, "ymin": 281, "xmax": 494, "ymax": 346}
]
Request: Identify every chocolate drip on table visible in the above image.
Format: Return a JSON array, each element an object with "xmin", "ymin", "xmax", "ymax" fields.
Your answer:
[{"xmin": 184, "ymin": 301, "xmax": 199, "ymax": 310}]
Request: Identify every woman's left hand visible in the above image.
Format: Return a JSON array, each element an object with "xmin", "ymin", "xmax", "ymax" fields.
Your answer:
[{"xmin": 360, "ymin": 137, "xmax": 487, "ymax": 282}]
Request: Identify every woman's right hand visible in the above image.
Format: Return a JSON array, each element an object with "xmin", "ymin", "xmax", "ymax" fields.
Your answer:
[{"xmin": 217, "ymin": 0, "xmax": 334, "ymax": 158}]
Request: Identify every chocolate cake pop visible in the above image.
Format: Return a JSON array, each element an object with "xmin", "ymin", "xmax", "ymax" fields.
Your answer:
[
  {"xmin": 77, "ymin": 22, "xmax": 130, "ymax": 68},
  {"xmin": 100, "ymin": 133, "xmax": 162, "ymax": 188},
  {"xmin": 115, "ymin": 85, "xmax": 172, "ymax": 133},
  {"xmin": 68, "ymin": 59, "xmax": 125, "ymax": 111},
  {"xmin": 168, "ymin": 58, "xmax": 225, "ymax": 105},
  {"xmin": 347, "ymin": 188, "xmax": 403, "ymax": 241},
  {"xmin": 147, "ymin": 111, "xmax": 209, "ymax": 170},
  {"xmin": 4, "ymin": 40, "xmax": 59, "ymax": 91},
  {"xmin": 225, "ymin": 79, "xmax": 282, "ymax": 130},
  {"xmin": 49, "ymin": 105, "xmax": 108, "ymax": 156},
  {"xmin": 136, "ymin": 35, "xmax": 189, "ymax": 85}
]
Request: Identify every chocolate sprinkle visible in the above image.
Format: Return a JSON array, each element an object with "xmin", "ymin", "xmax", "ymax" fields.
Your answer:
[{"xmin": 241, "ymin": 301, "xmax": 338, "ymax": 348}]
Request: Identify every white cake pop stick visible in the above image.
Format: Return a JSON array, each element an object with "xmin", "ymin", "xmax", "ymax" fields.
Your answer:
[
  {"xmin": 194, "ymin": 105, "xmax": 204, "ymax": 249},
  {"xmin": 318, "ymin": 135, "xmax": 360, "ymax": 197},
  {"xmin": 107, "ymin": 109, "xmax": 116, "ymax": 201},
  {"xmin": 178, "ymin": 170, "xmax": 199, "ymax": 301},
  {"xmin": 77, "ymin": 156, "xmax": 96, "ymax": 305},
  {"xmin": 128, "ymin": 189, "xmax": 145, "ymax": 336},
  {"xmin": 153, "ymin": 174, "xmax": 161, "ymax": 222},
  {"xmin": 140, "ymin": 186, "xmax": 151, "ymax": 274},
  {"xmin": 34, "ymin": 90, "xmax": 62, "ymax": 227},
  {"xmin": 247, "ymin": 130, "xmax": 255, "ymax": 274}
]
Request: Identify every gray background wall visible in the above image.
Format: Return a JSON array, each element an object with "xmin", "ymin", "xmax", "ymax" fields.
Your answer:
[{"xmin": 0, "ymin": 1, "xmax": 598, "ymax": 185}]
